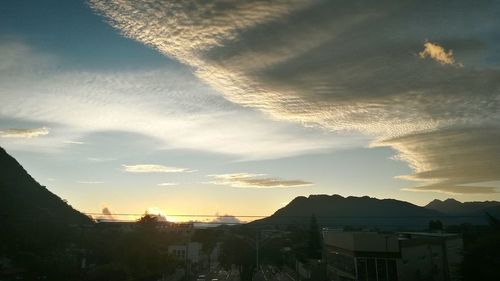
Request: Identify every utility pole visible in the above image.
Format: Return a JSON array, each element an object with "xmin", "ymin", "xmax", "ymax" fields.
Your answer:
[
  {"xmin": 228, "ymin": 230, "xmax": 284, "ymax": 279},
  {"xmin": 256, "ymin": 232, "xmax": 259, "ymax": 270}
]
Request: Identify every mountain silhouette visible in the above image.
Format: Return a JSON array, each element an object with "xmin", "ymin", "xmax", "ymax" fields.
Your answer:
[
  {"xmin": 0, "ymin": 146, "xmax": 91, "ymax": 226},
  {"xmin": 250, "ymin": 194, "xmax": 495, "ymax": 229},
  {"xmin": 426, "ymin": 198, "xmax": 500, "ymax": 216}
]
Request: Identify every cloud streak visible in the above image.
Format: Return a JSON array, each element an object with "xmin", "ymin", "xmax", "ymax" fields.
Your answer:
[
  {"xmin": 0, "ymin": 127, "xmax": 49, "ymax": 138},
  {"xmin": 208, "ymin": 173, "xmax": 313, "ymax": 188},
  {"xmin": 89, "ymin": 0, "xmax": 500, "ymax": 194},
  {"xmin": 157, "ymin": 182, "xmax": 179, "ymax": 186},
  {"xmin": 122, "ymin": 164, "xmax": 188, "ymax": 173},
  {"xmin": 77, "ymin": 181, "xmax": 106, "ymax": 184},
  {"xmin": 63, "ymin": 140, "xmax": 85, "ymax": 145},
  {"xmin": 379, "ymin": 127, "xmax": 500, "ymax": 194}
]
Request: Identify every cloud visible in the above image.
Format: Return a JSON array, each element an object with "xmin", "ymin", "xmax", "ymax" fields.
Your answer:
[
  {"xmin": 63, "ymin": 140, "xmax": 85, "ymax": 145},
  {"xmin": 94, "ymin": 206, "xmax": 115, "ymax": 221},
  {"xmin": 419, "ymin": 41, "xmax": 460, "ymax": 66},
  {"xmin": 89, "ymin": 0, "xmax": 500, "ymax": 194},
  {"xmin": 403, "ymin": 185, "xmax": 498, "ymax": 195},
  {"xmin": 102, "ymin": 207, "xmax": 112, "ymax": 216},
  {"xmin": 122, "ymin": 164, "xmax": 188, "ymax": 173},
  {"xmin": 378, "ymin": 127, "xmax": 500, "ymax": 194},
  {"xmin": 157, "ymin": 182, "xmax": 179, "ymax": 186},
  {"xmin": 208, "ymin": 173, "xmax": 313, "ymax": 188},
  {"xmin": 210, "ymin": 213, "xmax": 242, "ymax": 224},
  {"xmin": 0, "ymin": 40, "xmax": 350, "ymax": 159},
  {"xmin": 77, "ymin": 180, "xmax": 106, "ymax": 184},
  {"xmin": 87, "ymin": 157, "xmax": 116, "ymax": 162},
  {"xmin": 0, "ymin": 127, "xmax": 49, "ymax": 138}
]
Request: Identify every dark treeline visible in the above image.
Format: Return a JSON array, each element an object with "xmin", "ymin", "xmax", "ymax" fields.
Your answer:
[
  {"xmin": 460, "ymin": 214, "xmax": 500, "ymax": 280},
  {"xmin": 1, "ymin": 214, "xmax": 184, "ymax": 281},
  {"xmin": 2, "ymin": 211, "xmax": 500, "ymax": 280}
]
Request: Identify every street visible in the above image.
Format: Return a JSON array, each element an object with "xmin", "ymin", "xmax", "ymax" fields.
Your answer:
[{"xmin": 253, "ymin": 265, "xmax": 296, "ymax": 281}]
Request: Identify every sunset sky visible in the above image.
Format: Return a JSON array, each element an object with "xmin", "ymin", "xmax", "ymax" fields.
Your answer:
[{"xmin": 1, "ymin": 0, "xmax": 499, "ymax": 222}]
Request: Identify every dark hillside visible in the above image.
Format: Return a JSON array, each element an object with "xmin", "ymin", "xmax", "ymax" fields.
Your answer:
[{"xmin": 250, "ymin": 194, "xmax": 492, "ymax": 229}]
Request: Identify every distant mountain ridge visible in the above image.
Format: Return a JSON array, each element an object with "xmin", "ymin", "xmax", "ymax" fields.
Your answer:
[
  {"xmin": 425, "ymin": 198, "xmax": 500, "ymax": 216},
  {"xmin": 251, "ymin": 194, "xmax": 497, "ymax": 229}
]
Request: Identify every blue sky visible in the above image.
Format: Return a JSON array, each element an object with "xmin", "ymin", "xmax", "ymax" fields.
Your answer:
[{"xmin": 1, "ymin": 0, "xmax": 499, "ymax": 221}]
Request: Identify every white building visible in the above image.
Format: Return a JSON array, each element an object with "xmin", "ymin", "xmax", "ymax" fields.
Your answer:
[
  {"xmin": 398, "ymin": 232, "xmax": 463, "ymax": 281},
  {"xmin": 323, "ymin": 231, "xmax": 463, "ymax": 281},
  {"xmin": 168, "ymin": 242, "xmax": 203, "ymax": 263},
  {"xmin": 324, "ymin": 231, "xmax": 400, "ymax": 281}
]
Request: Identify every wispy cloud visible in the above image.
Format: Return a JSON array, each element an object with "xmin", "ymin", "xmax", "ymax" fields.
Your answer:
[
  {"xmin": 419, "ymin": 41, "xmax": 460, "ymax": 66},
  {"xmin": 208, "ymin": 173, "xmax": 313, "ymax": 188},
  {"xmin": 77, "ymin": 180, "xmax": 106, "ymax": 184},
  {"xmin": 122, "ymin": 164, "xmax": 188, "ymax": 173},
  {"xmin": 0, "ymin": 127, "xmax": 49, "ymax": 138},
  {"xmin": 402, "ymin": 185, "xmax": 498, "ymax": 195},
  {"xmin": 87, "ymin": 157, "xmax": 116, "ymax": 162},
  {"xmin": 379, "ymin": 127, "xmax": 500, "ymax": 194},
  {"xmin": 0, "ymin": 40, "xmax": 348, "ymax": 159},
  {"xmin": 63, "ymin": 140, "xmax": 85, "ymax": 145},
  {"xmin": 157, "ymin": 182, "xmax": 179, "ymax": 186}
]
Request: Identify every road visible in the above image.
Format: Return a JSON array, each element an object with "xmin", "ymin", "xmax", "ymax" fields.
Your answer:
[
  {"xmin": 196, "ymin": 267, "xmax": 240, "ymax": 281},
  {"xmin": 253, "ymin": 265, "xmax": 296, "ymax": 281},
  {"xmin": 195, "ymin": 265, "xmax": 296, "ymax": 281}
]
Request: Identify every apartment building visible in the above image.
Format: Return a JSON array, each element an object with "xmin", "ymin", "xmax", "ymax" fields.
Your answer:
[{"xmin": 323, "ymin": 231, "xmax": 463, "ymax": 281}]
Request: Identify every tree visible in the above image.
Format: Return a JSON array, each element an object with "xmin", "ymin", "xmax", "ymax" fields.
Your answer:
[
  {"xmin": 307, "ymin": 214, "xmax": 322, "ymax": 260},
  {"xmin": 428, "ymin": 220, "xmax": 443, "ymax": 231},
  {"xmin": 462, "ymin": 213, "xmax": 500, "ymax": 281},
  {"xmin": 192, "ymin": 228, "xmax": 221, "ymax": 269},
  {"xmin": 219, "ymin": 235, "xmax": 255, "ymax": 281},
  {"xmin": 136, "ymin": 213, "xmax": 160, "ymax": 232}
]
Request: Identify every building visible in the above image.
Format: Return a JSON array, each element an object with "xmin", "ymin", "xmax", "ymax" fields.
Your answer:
[
  {"xmin": 324, "ymin": 231, "xmax": 400, "ymax": 281},
  {"xmin": 168, "ymin": 242, "xmax": 203, "ymax": 263},
  {"xmin": 398, "ymin": 232, "xmax": 463, "ymax": 281},
  {"xmin": 95, "ymin": 220, "xmax": 194, "ymax": 236},
  {"xmin": 323, "ymin": 231, "xmax": 463, "ymax": 281},
  {"xmin": 0, "ymin": 257, "xmax": 25, "ymax": 281},
  {"xmin": 157, "ymin": 222, "xmax": 194, "ymax": 236}
]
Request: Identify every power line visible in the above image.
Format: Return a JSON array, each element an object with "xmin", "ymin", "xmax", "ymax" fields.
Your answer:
[
  {"xmin": 81, "ymin": 212, "xmax": 488, "ymax": 219},
  {"xmin": 84, "ymin": 212, "xmax": 266, "ymax": 218}
]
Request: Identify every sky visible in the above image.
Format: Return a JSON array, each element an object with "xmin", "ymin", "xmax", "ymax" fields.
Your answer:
[{"xmin": 1, "ymin": 0, "xmax": 499, "ymax": 222}]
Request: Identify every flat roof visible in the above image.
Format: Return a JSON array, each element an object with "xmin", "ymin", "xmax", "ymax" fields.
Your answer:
[{"xmin": 398, "ymin": 232, "xmax": 460, "ymax": 237}]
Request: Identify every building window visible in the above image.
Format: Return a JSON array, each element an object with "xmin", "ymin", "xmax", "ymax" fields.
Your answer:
[
  {"xmin": 367, "ymin": 258, "xmax": 376, "ymax": 281},
  {"xmin": 328, "ymin": 252, "xmax": 355, "ymax": 275},
  {"xmin": 387, "ymin": 260, "xmax": 398, "ymax": 281},
  {"xmin": 377, "ymin": 259, "xmax": 388, "ymax": 281},
  {"xmin": 357, "ymin": 258, "xmax": 367, "ymax": 281}
]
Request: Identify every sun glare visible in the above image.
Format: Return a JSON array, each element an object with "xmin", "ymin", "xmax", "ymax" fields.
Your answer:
[{"xmin": 146, "ymin": 207, "xmax": 179, "ymax": 222}]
